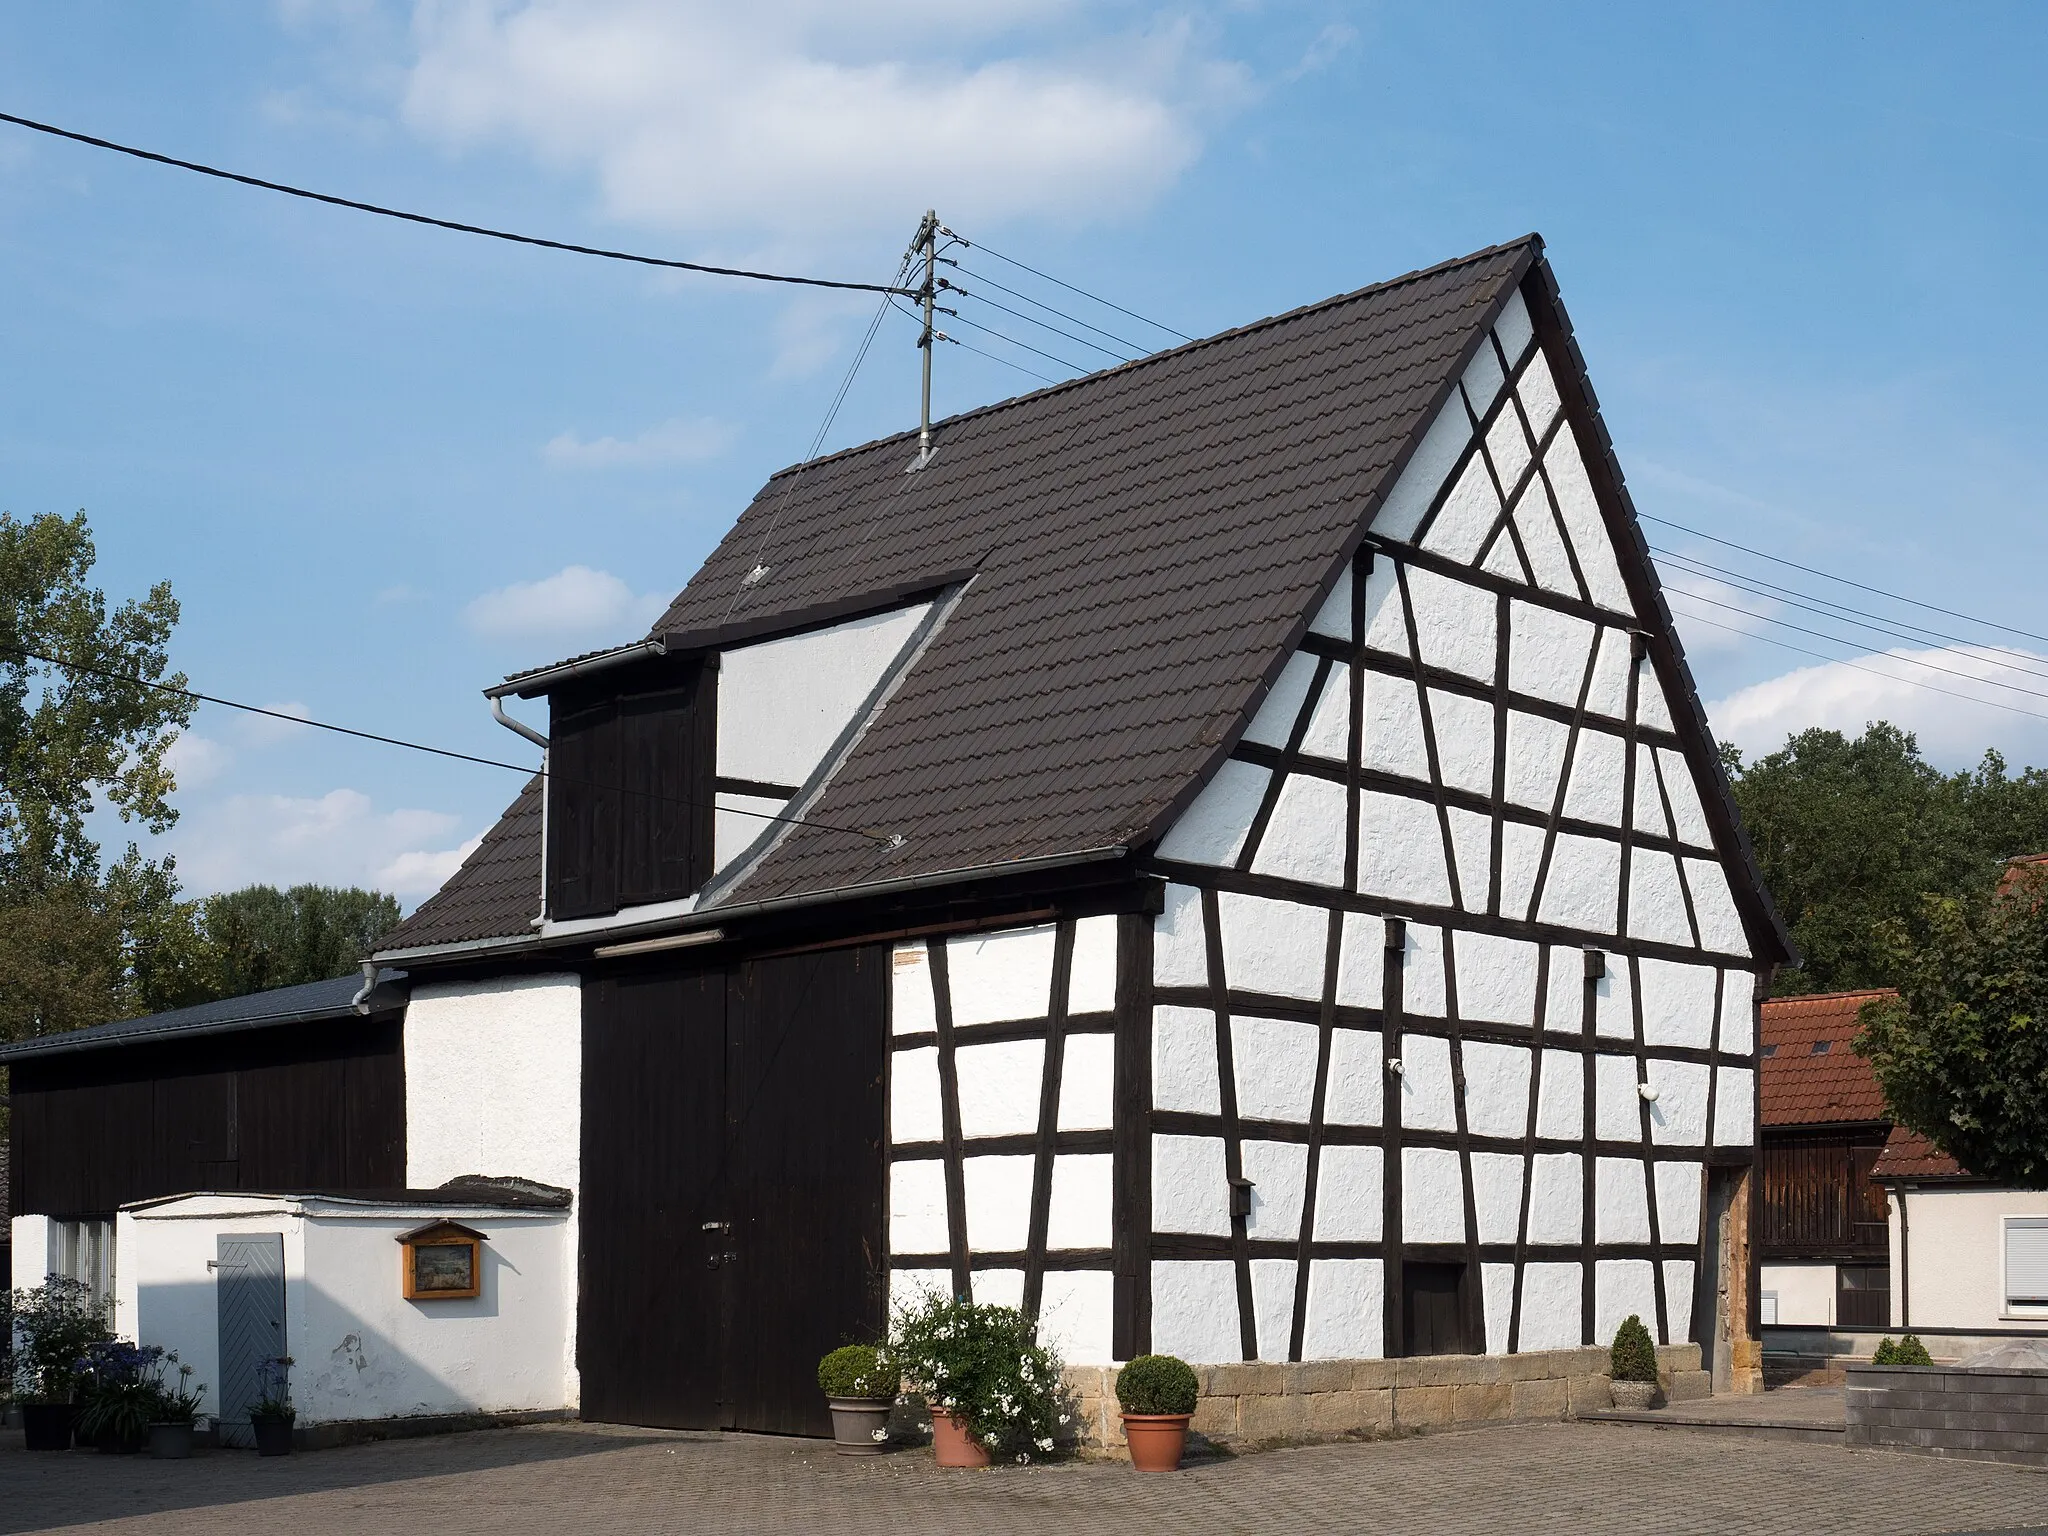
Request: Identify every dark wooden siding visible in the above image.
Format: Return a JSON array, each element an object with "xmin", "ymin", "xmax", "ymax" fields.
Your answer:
[
  {"xmin": 547, "ymin": 663, "xmax": 716, "ymax": 921},
  {"xmin": 1759, "ymin": 1128, "xmax": 1890, "ymax": 1259},
  {"xmin": 7, "ymin": 1016, "xmax": 404, "ymax": 1217},
  {"xmin": 580, "ymin": 944, "xmax": 886, "ymax": 1434}
]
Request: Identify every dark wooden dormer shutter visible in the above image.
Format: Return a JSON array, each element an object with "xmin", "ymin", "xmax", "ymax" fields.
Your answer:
[{"xmin": 547, "ymin": 658, "xmax": 715, "ymax": 921}]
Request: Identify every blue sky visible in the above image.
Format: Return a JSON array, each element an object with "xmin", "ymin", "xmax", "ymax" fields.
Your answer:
[{"xmin": 2, "ymin": 2, "xmax": 2045, "ymax": 907}]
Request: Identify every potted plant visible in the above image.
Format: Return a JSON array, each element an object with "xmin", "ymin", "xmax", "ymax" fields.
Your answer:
[
  {"xmin": 77, "ymin": 1341, "xmax": 174, "ymax": 1454},
  {"xmin": 9, "ymin": 1277, "xmax": 113, "ymax": 1451},
  {"xmin": 149, "ymin": 1356, "xmax": 208, "ymax": 1460},
  {"xmin": 817, "ymin": 1343, "xmax": 897, "ymax": 1455},
  {"xmin": 889, "ymin": 1290, "xmax": 1066, "ymax": 1468},
  {"xmin": 249, "ymin": 1356, "xmax": 296, "ymax": 1456},
  {"xmin": 1608, "ymin": 1314, "xmax": 1659, "ymax": 1409},
  {"xmin": 1115, "ymin": 1354, "xmax": 1198, "ymax": 1471}
]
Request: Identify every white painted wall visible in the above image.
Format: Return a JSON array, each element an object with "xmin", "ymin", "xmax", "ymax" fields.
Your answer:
[
  {"xmin": 715, "ymin": 603, "xmax": 932, "ymax": 790},
  {"xmin": 1893, "ymin": 1185, "xmax": 2048, "ymax": 1332},
  {"xmin": 10, "ymin": 1213, "xmax": 53, "ymax": 1292},
  {"xmin": 1761, "ymin": 1260, "xmax": 1837, "ymax": 1327},
  {"xmin": 404, "ymin": 972, "xmax": 581, "ymax": 1404},
  {"xmin": 120, "ymin": 1193, "xmax": 573, "ymax": 1426}
]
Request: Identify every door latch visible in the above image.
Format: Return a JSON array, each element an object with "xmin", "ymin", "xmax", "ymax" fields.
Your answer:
[{"xmin": 701, "ymin": 1220, "xmax": 731, "ymax": 1233}]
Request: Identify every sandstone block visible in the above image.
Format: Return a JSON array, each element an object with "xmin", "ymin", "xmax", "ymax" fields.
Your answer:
[
  {"xmin": 1451, "ymin": 1383, "xmax": 1513, "ymax": 1423},
  {"xmin": 1567, "ymin": 1374, "xmax": 1613, "ymax": 1415},
  {"xmin": 1350, "ymin": 1359, "xmax": 1399, "ymax": 1391},
  {"xmin": 1510, "ymin": 1377, "xmax": 1570, "ymax": 1420},
  {"xmin": 1666, "ymin": 1369, "xmax": 1712, "ymax": 1403},
  {"xmin": 1190, "ymin": 1395, "xmax": 1239, "ymax": 1440},
  {"xmin": 1238, "ymin": 1392, "xmax": 1311, "ymax": 1441},
  {"xmin": 1206, "ymin": 1363, "xmax": 1290, "ymax": 1397},
  {"xmin": 1294, "ymin": 1361, "xmax": 1354, "ymax": 1394},
  {"xmin": 1393, "ymin": 1384, "xmax": 1457, "ymax": 1428}
]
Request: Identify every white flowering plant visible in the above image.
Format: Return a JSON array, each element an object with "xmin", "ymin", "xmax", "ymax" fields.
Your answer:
[{"xmin": 888, "ymin": 1289, "xmax": 1067, "ymax": 1458}]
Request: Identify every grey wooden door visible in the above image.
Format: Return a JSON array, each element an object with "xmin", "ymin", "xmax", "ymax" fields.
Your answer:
[{"xmin": 215, "ymin": 1234, "xmax": 285, "ymax": 1448}]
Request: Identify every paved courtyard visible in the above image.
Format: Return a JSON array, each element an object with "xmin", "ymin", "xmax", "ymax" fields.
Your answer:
[{"xmin": 4, "ymin": 1416, "xmax": 2045, "ymax": 1536}]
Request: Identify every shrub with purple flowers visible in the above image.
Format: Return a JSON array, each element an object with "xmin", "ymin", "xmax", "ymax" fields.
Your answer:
[
  {"xmin": 8, "ymin": 1277, "xmax": 112, "ymax": 1404},
  {"xmin": 251, "ymin": 1356, "xmax": 296, "ymax": 1424}
]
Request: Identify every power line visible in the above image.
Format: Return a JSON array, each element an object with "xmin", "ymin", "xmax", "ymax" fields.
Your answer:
[
  {"xmin": 950, "ymin": 262, "xmax": 1152, "ymax": 356},
  {"xmin": 1666, "ymin": 600, "xmax": 2048, "ymax": 727},
  {"xmin": 6, "ymin": 645, "xmax": 894, "ymax": 844},
  {"xmin": 1665, "ymin": 587, "xmax": 2048, "ymax": 705},
  {"xmin": 944, "ymin": 283, "xmax": 1135, "ymax": 363},
  {"xmin": 953, "ymin": 230, "xmax": 1196, "ymax": 343},
  {"xmin": 1652, "ymin": 547, "xmax": 2048, "ymax": 685},
  {"xmin": 1640, "ymin": 511, "xmax": 2048, "ymax": 649},
  {"xmin": 0, "ymin": 108, "xmax": 918, "ymax": 297},
  {"xmin": 942, "ymin": 310, "xmax": 1092, "ymax": 375}
]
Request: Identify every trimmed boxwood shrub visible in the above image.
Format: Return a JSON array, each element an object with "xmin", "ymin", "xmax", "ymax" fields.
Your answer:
[
  {"xmin": 1872, "ymin": 1334, "xmax": 1933, "ymax": 1366},
  {"xmin": 1116, "ymin": 1354, "xmax": 1198, "ymax": 1416},
  {"xmin": 1610, "ymin": 1315, "xmax": 1658, "ymax": 1383},
  {"xmin": 818, "ymin": 1344, "xmax": 896, "ymax": 1400}
]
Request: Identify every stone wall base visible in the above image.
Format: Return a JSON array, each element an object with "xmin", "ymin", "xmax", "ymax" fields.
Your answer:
[
  {"xmin": 1065, "ymin": 1344, "xmax": 1707, "ymax": 1452},
  {"xmin": 1847, "ymin": 1363, "xmax": 2048, "ymax": 1468}
]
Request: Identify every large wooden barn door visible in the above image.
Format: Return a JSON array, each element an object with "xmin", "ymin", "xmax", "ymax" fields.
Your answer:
[{"xmin": 580, "ymin": 944, "xmax": 887, "ymax": 1434}]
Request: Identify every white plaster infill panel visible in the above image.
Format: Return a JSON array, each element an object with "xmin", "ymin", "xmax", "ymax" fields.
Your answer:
[
  {"xmin": 1151, "ymin": 1260, "xmax": 1244, "ymax": 1364},
  {"xmin": 1056, "ymin": 1033, "xmax": 1115, "ymax": 1131},
  {"xmin": 1217, "ymin": 890, "xmax": 1327, "ymax": 1001},
  {"xmin": 1404, "ymin": 566, "xmax": 1497, "ymax": 683},
  {"xmin": 1153, "ymin": 1005, "xmax": 1223, "ymax": 1114},
  {"xmin": 1518, "ymin": 1262, "xmax": 1582, "ymax": 1351},
  {"xmin": 1401, "ymin": 1146, "xmax": 1464, "ymax": 1244},
  {"xmin": 716, "ymin": 603, "xmax": 933, "ymax": 790},
  {"xmin": 947, "ymin": 924, "xmax": 1056, "ymax": 1026},
  {"xmin": 1243, "ymin": 651, "xmax": 1322, "ymax": 749},
  {"xmin": 1250, "ymin": 773, "xmax": 1347, "ymax": 888},
  {"xmin": 953, "ymin": 1038, "xmax": 1045, "ymax": 1139},
  {"xmin": 1303, "ymin": 1258, "xmax": 1383, "ymax": 1360},
  {"xmin": 1232, "ymin": 1015, "xmax": 1319, "ymax": 1123},
  {"xmin": 1067, "ymin": 916, "xmax": 1118, "ymax": 1015},
  {"xmin": 1153, "ymin": 1136, "xmax": 1231, "ymax": 1236},
  {"xmin": 1154, "ymin": 883, "xmax": 1209, "ymax": 988},
  {"xmin": 892, "ymin": 943, "xmax": 938, "ymax": 1034},
  {"xmin": 1157, "ymin": 760, "xmax": 1268, "ymax": 867}
]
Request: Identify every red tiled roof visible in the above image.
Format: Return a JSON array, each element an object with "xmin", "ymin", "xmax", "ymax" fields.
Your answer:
[
  {"xmin": 1997, "ymin": 851, "xmax": 2048, "ymax": 899},
  {"xmin": 1871, "ymin": 1122, "xmax": 1971, "ymax": 1181},
  {"xmin": 1760, "ymin": 989, "xmax": 1895, "ymax": 1127}
]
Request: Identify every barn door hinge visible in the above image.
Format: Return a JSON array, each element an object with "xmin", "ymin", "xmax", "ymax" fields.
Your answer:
[
  {"xmin": 701, "ymin": 1220, "xmax": 731, "ymax": 1233},
  {"xmin": 706, "ymin": 1251, "xmax": 740, "ymax": 1270}
]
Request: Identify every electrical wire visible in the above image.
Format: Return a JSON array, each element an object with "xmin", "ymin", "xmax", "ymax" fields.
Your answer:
[
  {"xmin": 1664, "ymin": 600, "xmax": 2048, "ymax": 726},
  {"xmin": 4, "ymin": 645, "xmax": 894, "ymax": 844},
  {"xmin": 1652, "ymin": 547, "xmax": 2048, "ymax": 685},
  {"xmin": 0, "ymin": 108, "xmax": 917, "ymax": 297},
  {"xmin": 942, "ymin": 310, "xmax": 1092, "ymax": 375},
  {"xmin": 950, "ymin": 263, "xmax": 1152, "ymax": 356},
  {"xmin": 1640, "ymin": 511, "xmax": 2048, "ymax": 649},
  {"xmin": 886, "ymin": 296, "xmax": 1061, "ymax": 386},
  {"xmin": 943, "ymin": 283, "xmax": 1134, "ymax": 363},
  {"xmin": 955, "ymin": 232, "xmax": 1196, "ymax": 343}
]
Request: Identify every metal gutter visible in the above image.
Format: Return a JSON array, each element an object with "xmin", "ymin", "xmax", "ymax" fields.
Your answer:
[
  {"xmin": 486, "ymin": 637, "xmax": 669, "ymax": 700},
  {"xmin": 373, "ymin": 844, "xmax": 1131, "ymax": 966}
]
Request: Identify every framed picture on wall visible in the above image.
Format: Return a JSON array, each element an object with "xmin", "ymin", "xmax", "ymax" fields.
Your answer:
[{"xmin": 397, "ymin": 1220, "xmax": 486, "ymax": 1301}]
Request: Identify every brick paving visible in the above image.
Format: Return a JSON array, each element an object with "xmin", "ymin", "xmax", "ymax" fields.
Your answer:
[{"xmin": 3, "ymin": 1417, "xmax": 2045, "ymax": 1536}]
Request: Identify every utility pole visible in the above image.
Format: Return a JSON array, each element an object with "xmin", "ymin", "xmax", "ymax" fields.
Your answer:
[{"xmin": 914, "ymin": 208, "xmax": 938, "ymax": 469}]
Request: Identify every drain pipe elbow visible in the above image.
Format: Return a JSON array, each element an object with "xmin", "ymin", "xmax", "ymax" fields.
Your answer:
[
  {"xmin": 352, "ymin": 959, "xmax": 380, "ymax": 1014},
  {"xmin": 492, "ymin": 694, "xmax": 549, "ymax": 750}
]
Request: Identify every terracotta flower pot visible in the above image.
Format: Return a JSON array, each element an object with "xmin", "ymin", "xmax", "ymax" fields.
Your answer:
[
  {"xmin": 1121, "ymin": 1412, "xmax": 1192, "ymax": 1472},
  {"xmin": 930, "ymin": 1410, "xmax": 990, "ymax": 1468},
  {"xmin": 827, "ymin": 1397, "xmax": 894, "ymax": 1456}
]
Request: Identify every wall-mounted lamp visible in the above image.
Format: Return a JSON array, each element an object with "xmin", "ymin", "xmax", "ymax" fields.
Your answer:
[{"xmin": 1387, "ymin": 1058, "xmax": 1405, "ymax": 1077}]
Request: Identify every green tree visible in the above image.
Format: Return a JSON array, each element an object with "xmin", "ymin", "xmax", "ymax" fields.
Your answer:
[
  {"xmin": 0, "ymin": 511, "xmax": 194, "ymax": 1041},
  {"xmin": 200, "ymin": 883, "xmax": 401, "ymax": 996},
  {"xmin": 1728, "ymin": 723, "xmax": 2048, "ymax": 993},
  {"xmin": 1855, "ymin": 871, "xmax": 2048, "ymax": 1184}
]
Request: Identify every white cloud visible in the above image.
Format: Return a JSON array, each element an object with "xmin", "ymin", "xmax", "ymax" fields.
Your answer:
[
  {"xmin": 543, "ymin": 413, "xmax": 736, "ymax": 468},
  {"xmin": 1656, "ymin": 558, "xmax": 1780, "ymax": 655},
  {"xmin": 1706, "ymin": 644, "xmax": 2048, "ymax": 771},
  {"xmin": 400, "ymin": 0, "xmax": 1242, "ymax": 244},
  {"xmin": 166, "ymin": 788, "xmax": 477, "ymax": 902},
  {"xmin": 378, "ymin": 833, "xmax": 484, "ymax": 897},
  {"xmin": 237, "ymin": 700, "xmax": 316, "ymax": 747},
  {"xmin": 464, "ymin": 564, "xmax": 671, "ymax": 642},
  {"xmin": 165, "ymin": 732, "xmax": 233, "ymax": 793}
]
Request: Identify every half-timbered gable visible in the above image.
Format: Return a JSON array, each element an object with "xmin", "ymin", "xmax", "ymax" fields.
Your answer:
[{"xmin": 354, "ymin": 233, "xmax": 1790, "ymax": 1425}]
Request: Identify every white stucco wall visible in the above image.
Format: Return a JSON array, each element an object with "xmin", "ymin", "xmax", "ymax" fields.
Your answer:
[
  {"xmin": 119, "ymin": 1193, "xmax": 573, "ymax": 1426},
  {"xmin": 403, "ymin": 972, "xmax": 581, "ymax": 1403},
  {"xmin": 1760, "ymin": 1260, "xmax": 1837, "ymax": 1327},
  {"xmin": 10, "ymin": 1213, "xmax": 53, "ymax": 1292},
  {"xmin": 1893, "ymin": 1185, "xmax": 2048, "ymax": 1332}
]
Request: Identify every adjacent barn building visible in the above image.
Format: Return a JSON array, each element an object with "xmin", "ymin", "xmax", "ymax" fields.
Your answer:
[{"xmin": 11, "ymin": 234, "xmax": 1791, "ymax": 1440}]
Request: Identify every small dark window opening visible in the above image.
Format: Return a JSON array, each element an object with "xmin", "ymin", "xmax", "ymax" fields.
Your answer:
[
  {"xmin": 1760, "ymin": 1043, "xmax": 1779, "ymax": 1058},
  {"xmin": 1401, "ymin": 1261, "xmax": 1474, "ymax": 1357},
  {"xmin": 547, "ymin": 658, "xmax": 717, "ymax": 921},
  {"xmin": 1810, "ymin": 1040, "xmax": 1832, "ymax": 1055}
]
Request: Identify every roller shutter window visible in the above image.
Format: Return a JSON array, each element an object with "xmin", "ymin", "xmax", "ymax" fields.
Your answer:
[{"xmin": 2006, "ymin": 1216, "xmax": 2048, "ymax": 1311}]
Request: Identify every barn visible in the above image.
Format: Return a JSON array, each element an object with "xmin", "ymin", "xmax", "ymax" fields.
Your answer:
[{"xmin": 10, "ymin": 234, "xmax": 1791, "ymax": 1442}]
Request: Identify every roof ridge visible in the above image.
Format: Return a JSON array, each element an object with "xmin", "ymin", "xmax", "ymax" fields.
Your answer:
[
  {"xmin": 759, "ymin": 234, "xmax": 1544, "ymax": 485},
  {"xmin": 1763, "ymin": 987, "xmax": 1898, "ymax": 1004}
]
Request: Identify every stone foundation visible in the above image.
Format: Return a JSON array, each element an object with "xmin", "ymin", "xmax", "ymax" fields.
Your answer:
[
  {"xmin": 1065, "ymin": 1344, "xmax": 1709, "ymax": 1451},
  {"xmin": 1847, "ymin": 1362, "xmax": 2048, "ymax": 1468}
]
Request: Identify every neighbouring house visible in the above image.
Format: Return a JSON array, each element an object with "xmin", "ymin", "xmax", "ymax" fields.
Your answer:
[
  {"xmin": 1876, "ymin": 1126, "xmax": 2048, "ymax": 1351},
  {"xmin": 10, "ymin": 234, "xmax": 1792, "ymax": 1442},
  {"xmin": 1758, "ymin": 991, "xmax": 1895, "ymax": 1335}
]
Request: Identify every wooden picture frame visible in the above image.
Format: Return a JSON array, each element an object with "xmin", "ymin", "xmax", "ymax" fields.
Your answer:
[{"xmin": 397, "ymin": 1220, "xmax": 486, "ymax": 1301}]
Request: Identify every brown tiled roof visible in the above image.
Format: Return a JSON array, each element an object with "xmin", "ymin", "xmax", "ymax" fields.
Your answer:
[
  {"xmin": 1871, "ymin": 1123, "xmax": 1971, "ymax": 1181},
  {"xmin": 1760, "ymin": 989, "xmax": 1894, "ymax": 1127},
  {"xmin": 381, "ymin": 234, "xmax": 1788, "ymax": 958},
  {"xmin": 380, "ymin": 777, "xmax": 542, "ymax": 951}
]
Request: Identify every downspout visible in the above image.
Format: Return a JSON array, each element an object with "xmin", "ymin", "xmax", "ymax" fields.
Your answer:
[
  {"xmin": 351, "ymin": 959, "xmax": 379, "ymax": 1014},
  {"xmin": 1897, "ymin": 1185, "xmax": 1911, "ymax": 1329},
  {"xmin": 490, "ymin": 697, "xmax": 550, "ymax": 920}
]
